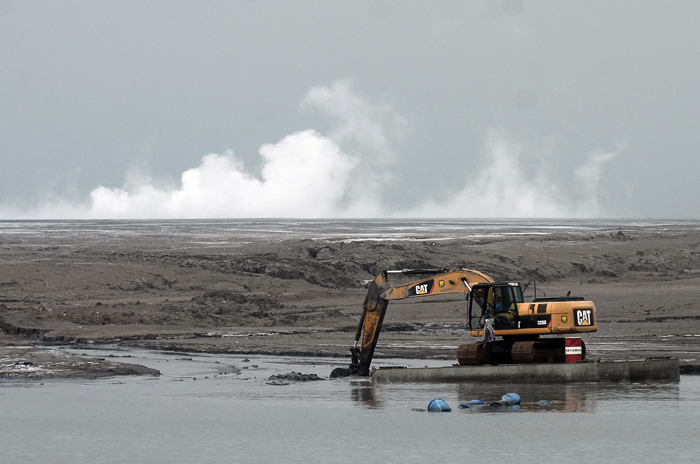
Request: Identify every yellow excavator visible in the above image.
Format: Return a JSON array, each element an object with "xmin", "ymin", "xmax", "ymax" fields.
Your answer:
[{"xmin": 348, "ymin": 268, "xmax": 597, "ymax": 376}]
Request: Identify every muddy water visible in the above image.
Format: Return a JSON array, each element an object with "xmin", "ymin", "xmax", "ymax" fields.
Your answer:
[{"xmin": 1, "ymin": 348, "xmax": 698, "ymax": 464}]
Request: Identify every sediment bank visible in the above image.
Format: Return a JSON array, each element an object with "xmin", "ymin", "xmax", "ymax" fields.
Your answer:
[{"xmin": 2, "ymin": 222, "xmax": 700, "ymax": 378}]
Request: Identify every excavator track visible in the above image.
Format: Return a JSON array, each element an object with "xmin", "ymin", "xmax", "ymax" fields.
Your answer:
[
  {"xmin": 511, "ymin": 341, "xmax": 537, "ymax": 363},
  {"xmin": 457, "ymin": 343, "xmax": 481, "ymax": 365},
  {"xmin": 512, "ymin": 339, "xmax": 587, "ymax": 364},
  {"xmin": 457, "ymin": 340, "xmax": 515, "ymax": 365},
  {"xmin": 458, "ymin": 339, "xmax": 586, "ymax": 365}
]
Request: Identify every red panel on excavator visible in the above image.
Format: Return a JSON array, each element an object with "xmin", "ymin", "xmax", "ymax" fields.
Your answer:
[{"xmin": 565, "ymin": 337, "xmax": 583, "ymax": 363}]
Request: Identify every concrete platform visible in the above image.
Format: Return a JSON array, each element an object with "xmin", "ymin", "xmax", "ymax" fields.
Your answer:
[{"xmin": 371, "ymin": 357, "xmax": 680, "ymax": 383}]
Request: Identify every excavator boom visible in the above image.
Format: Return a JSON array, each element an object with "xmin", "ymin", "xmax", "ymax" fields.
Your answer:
[{"xmin": 350, "ymin": 268, "xmax": 494, "ymax": 375}]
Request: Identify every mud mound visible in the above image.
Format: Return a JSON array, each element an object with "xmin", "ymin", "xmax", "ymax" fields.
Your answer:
[{"xmin": 268, "ymin": 371, "xmax": 324, "ymax": 381}]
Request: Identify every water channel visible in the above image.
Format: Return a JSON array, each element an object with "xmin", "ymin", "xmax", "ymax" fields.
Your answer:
[{"xmin": 1, "ymin": 347, "xmax": 698, "ymax": 463}]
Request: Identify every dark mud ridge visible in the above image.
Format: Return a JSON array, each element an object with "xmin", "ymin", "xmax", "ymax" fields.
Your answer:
[{"xmin": 0, "ymin": 346, "xmax": 160, "ymax": 380}]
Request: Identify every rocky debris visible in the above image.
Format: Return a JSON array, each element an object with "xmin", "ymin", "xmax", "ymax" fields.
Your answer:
[
  {"xmin": 612, "ymin": 230, "xmax": 632, "ymax": 241},
  {"xmin": 267, "ymin": 371, "xmax": 323, "ymax": 382}
]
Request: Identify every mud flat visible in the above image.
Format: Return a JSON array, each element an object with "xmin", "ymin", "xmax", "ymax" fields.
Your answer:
[
  {"xmin": 1, "ymin": 220, "xmax": 700, "ymax": 378},
  {"xmin": 0, "ymin": 333, "xmax": 159, "ymax": 380}
]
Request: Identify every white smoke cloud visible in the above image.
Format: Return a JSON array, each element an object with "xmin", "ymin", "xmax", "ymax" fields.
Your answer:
[
  {"xmin": 403, "ymin": 133, "xmax": 619, "ymax": 218},
  {"xmin": 88, "ymin": 130, "xmax": 364, "ymax": 219},
  {"xmin": 572, "ymin": 148, "xmax": 618, "ymax": 215},
  {"xmin": 0, "ymin": 81, "xmax": 388, "ymax": 219},
  {"xmin": 0, "ymin": 80, "xmax": 618, "ymax": 219},
  {"xmin": 82, "ymin": 80, "xmax": 405, "ymax": 219},
  {"xmin": 299, "ymin": 79, "xmax": 406, "ymax": 214},
  {"xmin": 301, "ymin": 79, "xmax": 406, "ymax": 164}
]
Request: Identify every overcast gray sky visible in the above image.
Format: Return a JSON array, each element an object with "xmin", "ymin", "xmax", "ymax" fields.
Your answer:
[{"xmin": 1, "ymin": 0, "xmax": 699, "ymax": 219}]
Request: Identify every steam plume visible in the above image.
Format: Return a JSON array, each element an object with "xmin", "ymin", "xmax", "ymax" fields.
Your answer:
[{"xmin": 0, "ymin": 81, "xmax": 617, "ymax": 219}]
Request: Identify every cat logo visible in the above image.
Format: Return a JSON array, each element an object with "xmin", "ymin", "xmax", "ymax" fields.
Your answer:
[
  {"xmin": 415, "ymin": 284, "xmax": 429, "ymax": 294},
  {"xmin": 561, "ymin": 315, "xmax": 568, "ymax": 323},
  {"xmin": 408, "ymin": 279, "xmax": 434, "ymax": 296},
  {"xmin": 438, "ymin": 280, "xmax": 445, "ymax": 288},
  {"xmin": 574, "ymin": 309, "xmax": 594, "ymax": 327}
]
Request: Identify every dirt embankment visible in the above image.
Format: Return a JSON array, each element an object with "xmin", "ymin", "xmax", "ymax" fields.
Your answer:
[{"xmin": 2, "ymin": 226, "xmax": 700, "ymax": 377}]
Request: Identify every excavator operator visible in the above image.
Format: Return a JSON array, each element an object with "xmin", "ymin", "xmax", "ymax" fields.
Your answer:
[
  {"xmin": 492, "ymin": 287, "xmax": 517, "ymax": 330},
  {"xmin": 473, "ymin": 286, "xmax": 517, "ymax": 331}
]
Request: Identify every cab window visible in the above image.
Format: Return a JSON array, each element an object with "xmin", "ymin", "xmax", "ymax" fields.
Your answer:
[{"xmin": 493, "ymin": 286, "xmax": 520, "ymax": 330}]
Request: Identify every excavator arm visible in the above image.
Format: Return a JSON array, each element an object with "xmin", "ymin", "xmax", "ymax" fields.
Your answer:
[{"xmin": 349, "ymin": 268, "xmax": 494, "ymax": 375}]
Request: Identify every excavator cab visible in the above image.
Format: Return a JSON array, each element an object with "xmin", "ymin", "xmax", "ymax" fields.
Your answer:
[{"xmin": 468, "ymin": 282, "xmax": 524, "ymax": 331}]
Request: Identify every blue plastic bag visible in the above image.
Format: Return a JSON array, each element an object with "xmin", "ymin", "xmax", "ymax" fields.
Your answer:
[
  {"xmin": 458, "ymin": 399, "xmax": 484, "ymax": 409},
  {"xmin": 502, "ymin": 393, "xmax": 521, "ymax": 405},
  {"xmin": 428, "ymin": 398, "xmax": 452, "ymax": 412}
]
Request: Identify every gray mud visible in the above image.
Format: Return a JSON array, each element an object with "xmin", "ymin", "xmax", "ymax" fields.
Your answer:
[
  {"xmin": 0, "ymin": 337, "xmax": 159, "ymax": 380},
  {"xmin": 1, "ymin": 221, "xmax": 700, "ymax": 378}
]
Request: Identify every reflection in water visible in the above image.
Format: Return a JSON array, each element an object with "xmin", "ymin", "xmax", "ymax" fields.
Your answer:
[
  {"xmin": 455, "ymin": 383, "xmax": 599, "ymax": 413},
  {"xmin": 351, "ymin": 380, "xmax": 681, "ymax": 413},
  {"xmin": 350, "ymin": 380, "xmax": 382, "ymax": 409}
]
